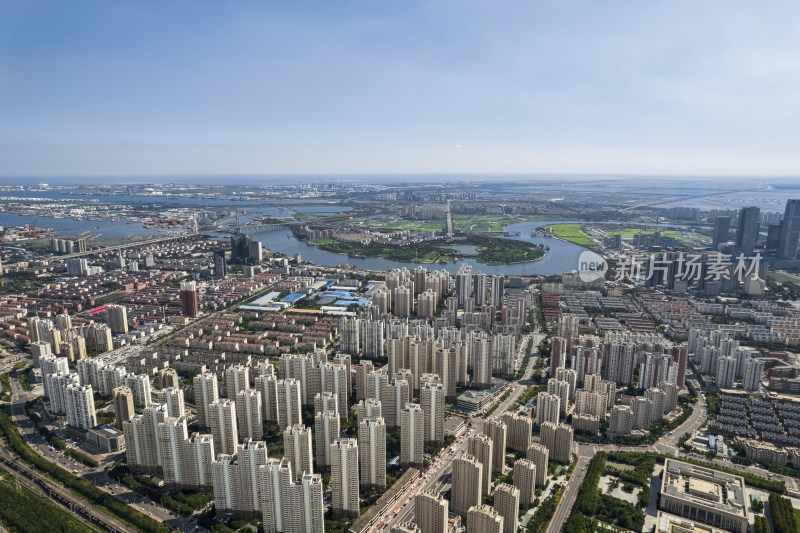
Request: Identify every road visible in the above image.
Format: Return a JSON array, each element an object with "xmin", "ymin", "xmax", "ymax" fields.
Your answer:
[
  {"xmin": 546, "ymin": 382, "xmax": 711, "ymax": 533},
  {"xmin": 380, "ymin": 347, "xmax": 541, "ymax": 531},
  {"xmin": 545, "ymin": 455, "xmax": 590, "ymax": 533}
]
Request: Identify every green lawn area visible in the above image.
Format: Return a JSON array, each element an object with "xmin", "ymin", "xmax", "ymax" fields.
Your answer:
[
  {"xmin": 770, "ymin": 272, "xmax": 800, "ymax": 285},
  {"xmin": 592, "ymin": 225, "xmax": 701, "ymax": 245},
  {"xmin": 543, "ymin": 223, "xmax": 594, "ymax": 246},
  {"xmin": 793, "ymin": 507, "xmax": 800, "ymax": 530}
]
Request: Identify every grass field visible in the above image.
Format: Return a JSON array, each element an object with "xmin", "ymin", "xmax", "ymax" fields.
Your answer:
[
  {"xmin": 543, "ymin": 223, "xmax": 594, "ymax": 246},
  {"xmin": 451, "ymin": 214, "xmax": 507, "ymax": 232}
]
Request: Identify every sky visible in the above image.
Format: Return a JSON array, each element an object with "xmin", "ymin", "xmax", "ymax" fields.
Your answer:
[{"xmin": 0, "ymin": 1, "xmax": 799, "ymax": 178}]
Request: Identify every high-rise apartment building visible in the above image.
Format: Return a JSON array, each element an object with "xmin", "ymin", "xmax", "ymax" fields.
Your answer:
[
  {"xmin": 539, "ymin": 422, "xmax": 573, "ymax": 464},
  {"xmin": 414, "ymin": 490, "xmax": 449, "ymax": 533},
  {"xmin": 400, "ymin": 403, "xmax": 424, "ymax": 467},
  {"xmin": 124, "ymin": 373, "xmax": 152, "ymax": 408},
  {"xmin": 467, "ymin": 504, "xmax": 503, "ymax": 533},
  {"xmin": 159, "ymin": 368, "xmax": 180, "ymax": 389},
  {"xmin": 743, "ymin": 358, "xmax": 765, "ymax": 392},
  {"xmin": 512, "ymin": 458, "xmax": 537, "ymax": 504},
  {"xmin": 354, "ymin": 398, "xmax": 382, "ymax": 423},
  {"xmin": 484, "ymin": 418, "xmax": 507, "ymax": 473},
  {"xmin": 124, "ymin": 404, "xmax": 167, "ymax": 473},
  {"xmin": 237, "ymin": 389, "xmax": 264, "ymax": 441},
  {"xmin": 65, "ymin": 384, "xmax": 96, "ymax": 430},
  {"xmin": 259, "ymin": 458, "xmax": 293, "ymax": 533},
  {"xmin": 609, "ymin": 405, "xmax": 633, "ymax": 436},
  {"xmin": 158, "ymin": 386, "xmax": 185, "ymax": 419},
  {"xmin": 355, "ymin": 360, "xmax": 374, "ymax": 401},
  {"xmin": 315, "ymin": 410, "xmax": 340, "ymax": 471},
  {"xmin": 547, "ymin": 379, "xmax": 570, "ymax": 416},
  {"xmin": 420, "ymin": 381, "xmax": 445, "ymax": 447},
  {"xmin": 536, "ymin": 391, "xmax": 560, "ymax": 426},
  {"xmin": 258, "ymin": 373, "xmax": 279, "ymax": 424},
  {"xmin": 525, "ymin": 443, "xmax": 548, "ymax": 487},
  {"xmin": 113, "ymin": 386, "xmax": 135, "ymax": 430},
  {"xmin": 494, "ymin": 483, "xmax": 520, "ymax": 533},
  {"xmin": 225, "ymin": 364, "xmax": 250, "ymax": 399},
  {"xmin": 382, "ymin": 377, "xmax": 410, "ymax": 430},
  {"xmin": 358, "ymin": 416, "xmax": 386, "ymax": 490},
  {"xmin": 330, "ymin": 438, "xmax": 360, "ymax": 518},
  {"xmin": 210, "ymin": 398, "xmax": 239, "ymax": 455},
  {"xmin": 502, "ymin": 412, "xmax": 532, "ymax": 452},
  {"xmin": 283, "ymin": 424, "xmax": 313, "ymax": 478},
  {"xmin": 452, "ymin": 452, "xmax": 483, "ymax": 515},
  {"xmin": 467, "ymin": 432, "xmax": 493, "ymax": 494},
  {"xmin": 193, "ymin": 372, "xmax": 219, "ymax": 429},
  {"xmin": 212, "ymin": 440, "xmax": 269, "ymax": 517},
  {"xmin": 260, "ymin": 459, "xmax": 325, "ymax": 533},
  {"xmin": 278, "ymin": 378, "xmax": 303, "ymax": 430}
]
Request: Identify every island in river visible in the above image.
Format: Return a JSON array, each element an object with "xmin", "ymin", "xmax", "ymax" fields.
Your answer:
[{"xmin": 295, "ymin": 230, "xmax": 545, "ymax": 266}]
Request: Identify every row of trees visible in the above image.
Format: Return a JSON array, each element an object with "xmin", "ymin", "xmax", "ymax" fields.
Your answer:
[
  {"xmin": 0, "ymin": 407, "xmax": 172, "ymax": 533},
  {"xmin": 0, "ymin": 466, "xmax": 94, "ymax": 533},
  {"xmin": 769, "ymin": 493, "xmax": 798, "ymax": 533}
]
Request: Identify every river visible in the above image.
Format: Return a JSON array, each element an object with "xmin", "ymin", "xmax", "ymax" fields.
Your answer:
[{"xmin": 251, "ymin": 220, "xmax": 591, "ymax": 275}]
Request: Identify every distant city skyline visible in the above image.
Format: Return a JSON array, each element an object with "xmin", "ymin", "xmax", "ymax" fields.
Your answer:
[{"xmin": 1, "ymin": 1, "xmax": 799, "ymax": 176}]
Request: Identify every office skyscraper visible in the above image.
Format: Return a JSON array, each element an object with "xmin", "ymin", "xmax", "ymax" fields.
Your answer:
[
  {"xmin": 736, "ymin": 206, "xmax": 760, "ymax": 256},
  {"xmin": 180, "ymin": 281, "xmax": 199, "ymax": 318},
  {"xmin": 778, "ymin": 199, "xmax": 800, "ymax": 260},
  {"xmin": 213, "ymin": 249, "xmax": 227, "ymax": 278},
  {"xmin": 106, "ymin": 304, "xmax": 129, "ymax": 334},
  {"xmin": 711, "ymin": 216, "xmax": 731, "ymax": 249}
]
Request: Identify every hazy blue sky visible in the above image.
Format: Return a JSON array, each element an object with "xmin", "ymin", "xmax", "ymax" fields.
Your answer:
[{"xmin": 1, "ymin": 1, "xmax": 798, "ymax": 177}]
